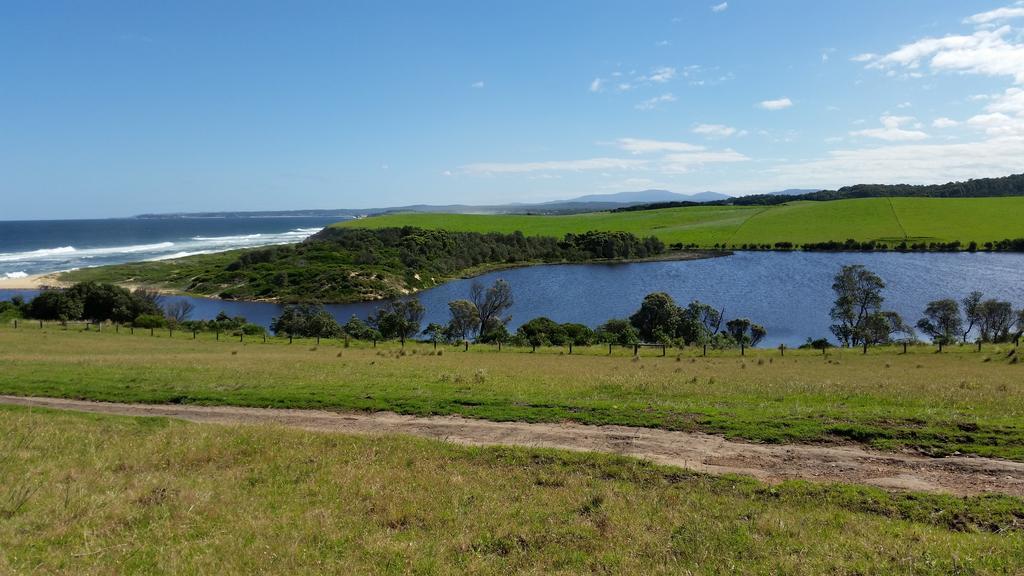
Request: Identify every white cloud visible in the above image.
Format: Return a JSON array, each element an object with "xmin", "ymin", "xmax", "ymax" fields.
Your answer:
[
  {"xmin": 986, "ymin": 87, "xmax": 1024, "ymax": 114},
  {"xmin": 460, "ymin": 157, "xmax": 648, "ymax": 175},
  {"xmin": 758, "ymin": 97, "xmax": 793, "ymax": 110},
  {"xmin": 693, "ymin": 123, "xmax": 739, "ymax": 137},
  {"xmin": 862, "ymin": 25, "xmax": 1024, "ymax": 84},
  {"xmin": 662, "ymin": 149, "xmax": 748, "ymax": 173},
  {"xmin": 769, "ymin": 136, "xmax": 1024, "ymax": 187},
  {"xmin": 647, "ymin": 66, "xmax": 676, "ymax": 83},
  {"xmin": 851, "ymin": 53, "xmax": 876, "ymax": 62},
  {"xmin": 932, "ymin": 117, "xmax": 959, "ymax": 128},
  {"xmin": 711, "ymin": 2, "xmax": 728, "ymax": 12},
  {"xmin": 896, "ymin": 101, "xmax": 912, "ymax": 108},
  {"xmin": 616, "ymin": 138, "xmax": 704, "ymax": 154},
  {"xmin": 964, "ymin": 3, "xmax": 1024, "ymax": 25},
  {"xmin": 589, "ymin": 78, "xmax": 603, "ymax": 92},
  {"xmin": 851, "ymin": 115, "xmax": 929, "ymax": 141},
  {"xmin": 471, "ymin": 81, "xmax": 484, "ymax": 88},
  {"xmin": 635, "ymin": 93, "xmax": 676, "ymax": 110},
  {"xmin": 458, "ymin": 137, "xmax": 748, "ymax": 177},
  {"xmin": 967, "ymin": 112, "xmax": 1024, "ymax": 136}
]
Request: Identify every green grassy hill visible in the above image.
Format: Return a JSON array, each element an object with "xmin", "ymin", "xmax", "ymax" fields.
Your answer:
[{"xmin": 341, "ymin": 197, "xmax": 1024, "ymax": 247}]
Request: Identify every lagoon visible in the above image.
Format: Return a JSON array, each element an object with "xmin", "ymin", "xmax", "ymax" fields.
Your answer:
[{"xmin": 4, "ymin": 251, "xmax": 1023, "ymax": 347}]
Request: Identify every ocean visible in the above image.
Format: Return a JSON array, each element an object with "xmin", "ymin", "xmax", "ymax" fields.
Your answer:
[{"xmin": 0, "ymin": 216, "xmax": 346, "ymax": 278}]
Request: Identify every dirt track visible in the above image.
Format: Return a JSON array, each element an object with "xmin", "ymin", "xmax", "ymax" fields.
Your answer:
[{"xmin": 4, "ymin": 395, "xmax": 1024, "ymax": 497}]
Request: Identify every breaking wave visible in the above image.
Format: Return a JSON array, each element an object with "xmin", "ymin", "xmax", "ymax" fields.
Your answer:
[{"xmin": 0, "ymin": 227, "xmax": 323, "ymax": 276}]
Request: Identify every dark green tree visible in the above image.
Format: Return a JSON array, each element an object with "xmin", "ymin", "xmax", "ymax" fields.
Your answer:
[
  {"xmin": 27, "ymin": 290, "xmax": 83, "ymax": 323},
  {"xmin": 595, "ymin": 318, "xmax": 640, "ymax": 346},
  {"xmin": 829, "ymin": 265, "xmax": 885, "ymax": 347},
  {"xmin": 629, "ymin": 293, "xmax": 682, "ymax": 343},
  {"xmin": 916, "ymin": 299, "xmax": 962, "ymax": 344},
  {"xmin": 369, "ymin": 298, "xmax": 425, "ymax": 345}
]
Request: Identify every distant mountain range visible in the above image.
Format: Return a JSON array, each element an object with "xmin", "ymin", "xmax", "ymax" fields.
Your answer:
[
  {"xmin": 135, "ymin": 189, "xmax": 787, "ymax": 219},
  {"xmin": 132, "ymin": 174, "xmax": 1024, "ymax": 219}
]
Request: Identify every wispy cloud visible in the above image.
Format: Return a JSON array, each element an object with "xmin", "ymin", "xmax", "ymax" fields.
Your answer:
[
  {"xmin": 693, "ymin": 123, "xmax": 741, "ymax": 138},
  {"xmin": 857, "ymin": 22, "xmax": 1024, "ymax": 84},
  {"xmin": 647, "ymin": 66, "xmax": 676, "ymax": 83},
  {"xmin": 851, "ymin": 115, "xmax": 929, "ymax": 141},
  {"xmin": 460, "ymin": 157, "xmax": 648, "ymax": 175},
  {"xmin": 769, "ymin": 137, "xmax": 1024, "ymax": 187},
  {"xmin": 758, "ymin": 97, "xmax": 793, "ymax": 110},
  {"xmin": 457, "ymin": 137, "xmax": 748, "ymax": 176},
  {"xmin": 635, "ymin": 93, "xmax": 676, "ymax": 110},
  {"xmin": 964, "ymin": 2, "xmax": 1024, "ymax": 25},
  {"xmin": 471, "ymin": 80, "xmax": 485, "ymax": 88},
  {"xmin": 590, "ymin": 66, "xmax": 679, "ymax": 97},
  {"xmin": 661, "ymin": 149, "xmax": 748, "ymax": 173},
  {"xmin": 616, "ymin": 138, "xmax": 705, "ymax": 154},
  {"xmin": 711, "ymin": 2, "xmax": 728, "ymax": 13},
  {"xmin": 932, "ymin": 117, "xmax": 959, "ymax": 128}
]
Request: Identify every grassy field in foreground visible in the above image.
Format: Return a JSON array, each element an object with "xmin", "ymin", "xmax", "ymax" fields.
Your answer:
[
  {"xmin": 339, "ymin": 197, "xmax": 1024, "ymax": 247},
  {"xmin": 1, "ymin": 327, "xmax": 1023, "ymax": 460},
  {"xmin": 1, "ymin": 406, "xmax": 1022, "ymax": 574}
]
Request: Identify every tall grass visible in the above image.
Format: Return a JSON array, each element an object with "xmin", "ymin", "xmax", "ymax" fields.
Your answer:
[{"xmin": 1, "ymin": 406, "xmax": 1021, "ymax": 574}]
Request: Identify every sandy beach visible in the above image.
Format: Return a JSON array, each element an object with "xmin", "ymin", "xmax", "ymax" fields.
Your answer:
[{"xmin": 0, "ymin": 272, "xmax": 65, "ymax": 290}]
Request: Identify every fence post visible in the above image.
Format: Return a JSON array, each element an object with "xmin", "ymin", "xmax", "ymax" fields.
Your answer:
[
  {"xmin": 741, "ymin": 343, "xmax": 745, "ymax": 356},
  {"xmin": 977, "ymin": 341, "xmax": 982, "ymax": 352},
  {"xmin": 150, "ymin": 328, "xmax": 154, "ymax": 336},
  {"xmin": 433, "ymin": 340, "xmax": 437, "ymax": 350},
  {"xmin": 13, "ymin": 320, "xmax": 16, "ymax": 329},
  {"xmin": 317, "ymin": 336, "xmax": 321, "ymax": 345},
  {"xmin": 115, "ymin": 323, "xmax": 119, "ymax": 333},
  {"xmin": 371, "ymin": 338, "xmax": 375, "ymax": 348},
  {"xmin": 263, "ymin": 334, "xmax": 267, "ymax": 344},
  {"xmin": 464, "ymin": 341, "xmax": 469, "ymax": 352},
  {"xmin": 703, "ymin": 344, "xmax": 707, "ymax": 357},
  {"xmin": 532, "ymin": 344, "xmax": 536, "ymax": 353},
  {"xmin": 568, "ymin": 343, "xmax": 573, "ymax": 355},
  {"xmin": 169, "ymin": 328, "xmax": 173, "ymax": 338},
  {"xmin": 779, "ymin": 344, "xmax": 785, "ymax": 357},
  {"xmin": 290, "ymin": 334, "xmax": 294, "ymax": 344},
  {"xmin": 240, "ymin": 333, "xmax": 244, "ymax": 343},
  {"xmin": 131, "ymin": 326, "xmax": 134, "ymax": 335},
  {"xmin": 661, "ymin": 345, "xmax": 666, "ymax": 357},
  {"xmin": 608, "ymin": 342, "xmax": 612, "ymax": 355},
  {"xmin": 193, "ymin": 330, "xmax": 197, "ymax": 340},
  {"xmin": 39, "ymin": 320, "xmax": 43, "ymax": 329},
  {"xmin": 862, "ymin": 341, "xmax": 868, "ymax": 354},
  {"xmin": 216, "ymin": 331, "xmax": 220, "ymax": 341},
  {"xmin": 937, "ymin": 341, "xmax": 942, "ymax": 353},
  {"xmin": 633, "ymin": 344, "xmax": 638, "ymax": 356},
  {"xmin": 497, "ymin": 341, "xmax": 501, "ymax": 352}
]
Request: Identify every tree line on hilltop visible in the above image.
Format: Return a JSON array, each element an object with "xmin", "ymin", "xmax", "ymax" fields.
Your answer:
[{"xmin": 613, "ymin": 173, "xmax": 1024, "ymax": 211}]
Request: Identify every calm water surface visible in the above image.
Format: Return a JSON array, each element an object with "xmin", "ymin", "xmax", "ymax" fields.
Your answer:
[{"xmin": 3, "ymin": 252, "xmax": 1023, "ymax": 347}]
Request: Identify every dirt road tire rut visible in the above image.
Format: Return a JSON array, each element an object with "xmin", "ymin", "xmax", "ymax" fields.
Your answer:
[{"xmin": 3, "ymin": 395, "xmax": 1023, "ymax": 497}]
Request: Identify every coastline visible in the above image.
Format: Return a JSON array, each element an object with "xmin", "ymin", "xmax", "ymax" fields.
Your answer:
[
  {"xmin": 0, "ymin": 272, "xmax": 66, "ymax": 291},
  {"xmin": 16, "ymin": 249, "xmax": 734, "ymax": 304}
]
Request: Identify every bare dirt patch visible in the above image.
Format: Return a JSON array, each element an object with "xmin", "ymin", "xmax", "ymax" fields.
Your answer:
[{"xmin": 4, "ymin": 395, "xmax": 1023, "ymax": 497}]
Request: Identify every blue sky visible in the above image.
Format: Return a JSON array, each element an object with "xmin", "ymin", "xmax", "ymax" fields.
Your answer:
[{"xmin": 3, "ymin": 1, "xmax": 1024, "ymax": 219}]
